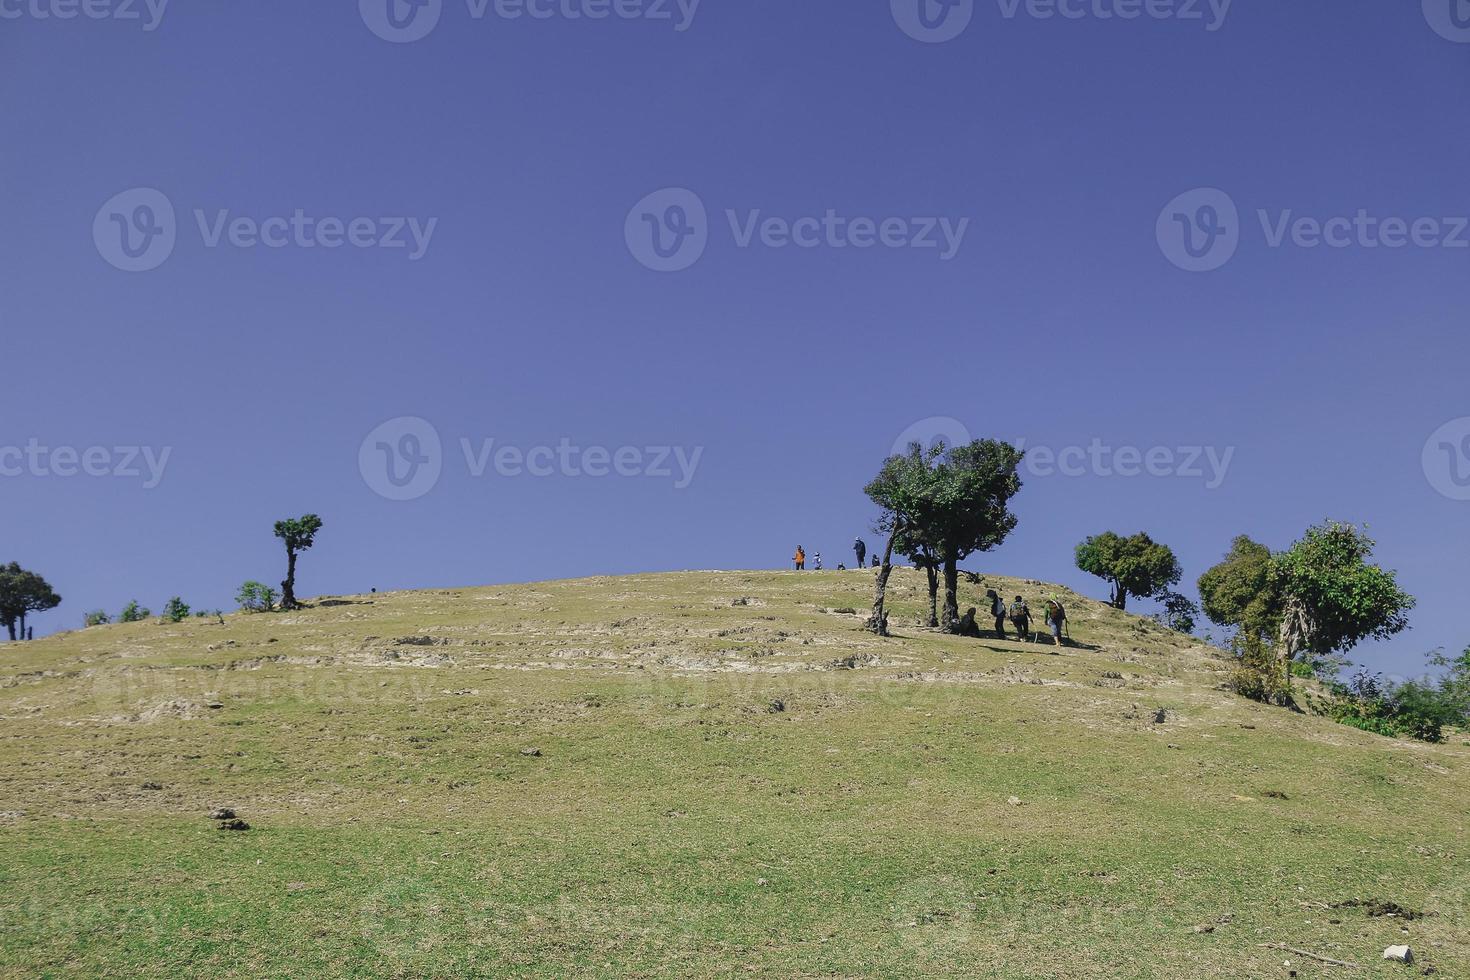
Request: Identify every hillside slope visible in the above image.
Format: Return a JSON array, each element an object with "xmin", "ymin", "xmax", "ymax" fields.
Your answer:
[{"xmin": 1, "ymin": 569, "xmax": 1466, "ymax": 979}]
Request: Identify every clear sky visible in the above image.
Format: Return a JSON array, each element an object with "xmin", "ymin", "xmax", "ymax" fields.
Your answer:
[{"xmin": 2, "ymin": 0, "xmax": 1467, "ymax": 678}]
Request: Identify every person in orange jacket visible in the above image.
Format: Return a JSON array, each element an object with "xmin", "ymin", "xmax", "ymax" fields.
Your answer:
[{"xmin": 793, "ymin": 545, "xmax": 806, "ymax": 571}]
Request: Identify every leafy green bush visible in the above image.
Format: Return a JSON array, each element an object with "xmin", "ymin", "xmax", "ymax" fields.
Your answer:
[
  {"xmin": 1227, "ymin": 632, "xmax": 1293, "ymax": 707},
  {"xmin": 83, "ymin": 610, "xmax": 111, "ymax": 627},
  {"xmin": 162, "ymin": 597, "xmax": 191, "ymax": 623},
  {"xmin": 235, "ymin": 581, "xmax": 278, "ymax": 613},
  {"xmin": 1321, "ymin": 668, "xmax": 1454, "ymax": 744},
  {"xmin": 118, "ymin": 601, "xmax": 150, "ymax": 623}
]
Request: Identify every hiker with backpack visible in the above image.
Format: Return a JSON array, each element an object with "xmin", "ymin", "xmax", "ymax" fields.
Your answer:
[
  {"xmin": 1043, "ymin": 596, "xmax": 1068, "ymax": 647},
  {"xmin": 854, "ymin": 538, "xmax": 867, "ymax": 569},
  {"xmin": 813, "ymin": 552, "xmax": 823, "ymax": 571},
  {"xmin": 793, "ymin": 545, "xmax": 806, "ymax": 571},
  {"xmin": 986, "ymin": 589, "xmax": 1008, "ymax": 639},
  {"xmin": 1009, "ymin": 595, "xmax": 1032, "ymax": 642}
]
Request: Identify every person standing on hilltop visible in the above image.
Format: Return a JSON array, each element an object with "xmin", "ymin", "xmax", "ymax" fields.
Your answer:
[
  {"xmin": 1009, "ymin": 595, "xmax": 1032, "ymax": 642},
  {"xmin": 1044, "ymin": 596, "xmax": 1068, "ymax": 648},
  {"xmin": 854, "ymin": 538, "xmax": 867, "ymax": 569},
  {"xmin": 793, "ymin": 545, "xmax": 806, "ymax": 571},
  {"xmin": 813, "ymin": 552, "xmax": 823, "ymax": 571},
  {"xmin": 986, "ymin": 589, "xmax": 1008, "ymax": 639}
]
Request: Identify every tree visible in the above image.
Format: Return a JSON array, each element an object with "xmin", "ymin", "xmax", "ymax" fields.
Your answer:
[
  {"xmin": 866, "ymin": 439, "xmax": 1024, "ymax": 634},
  {"xmin": 1152, "ymin": 591, "xmax": 1199, "ymax": 634},
  {"xmin": 119, "ymin": 600, "xmax": 150, "ymax": 623},
  {"xmin": 236, "ymin": 580, "xmax": 278, "ymax": 613},
  {"xmin": 274, "ymin": 514, "xmax": 323, "ymax": 610},
  {"xmin": 84, "ymin": 610, "xmax": 111, "ymax": 627},
  {"xmin": 1074, "ymin": 532, "xmax": 1181, "ymax": 611},
  {"xmin": 1269, "ymin": 521, "xmax": 1414, "ymax": 682},
  {"xmin": 162, "ymin": 597, "xmax": 191, "ymax": 623},
  {"xmin": 1197, "ymin": 535, "xmax": 1279, "ymax": 641},
  {"xmin": 0, "ymin": 563, "xmax": 61, "ymax": 641}
]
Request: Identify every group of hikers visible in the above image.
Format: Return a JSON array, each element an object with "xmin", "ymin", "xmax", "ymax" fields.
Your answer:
[{"xmin": 790, "ymin": 538, "xmax": 1069, "ymax": 647}]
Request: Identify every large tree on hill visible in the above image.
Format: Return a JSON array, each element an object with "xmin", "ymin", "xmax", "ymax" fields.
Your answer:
[
  {"xmin": 1074, "ymin": 531, "xmax": 1181, "ymax": 611},
  {"xmin": 0, "ymin": 562, "xmax": 62, "ymax": 641},
  {"xmin": 1269, "ymin": 521, "xmax": 1414, "ymax": 681},
  {"xmin": 866, "ymin": 439, "xmax": 1025, "ymax": 634},
  {"xmin": 274, "ymin": 514, "xmax": 323, "ymax": 611},
  {"xmin": 1197, "ymin": 535, "xmax": 1279, "ymax": 641}
]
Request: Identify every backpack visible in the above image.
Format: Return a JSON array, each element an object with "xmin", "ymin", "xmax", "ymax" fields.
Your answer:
[{"xmin": 1009, "ymin": 600, "xmax": 1029, "ymax": 619}]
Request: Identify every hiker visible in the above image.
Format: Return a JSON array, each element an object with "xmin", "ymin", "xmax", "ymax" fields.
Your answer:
[
  {"xmin": 813, "ymin": 552, "xmax": 823, "ymax": 570},
  {"xmin": 1009, "ymin": 595, "xmax": 1032, "ymax": 642},
  {"xmin": 793, "ymin": 545, "xmax": 805, "ymax": 571},
  {"xmin": 836, "ymin": 563, "xmax": 847, "ymax": 571},
  {"xmin": 871, "ymin": 554, "xmax": 879, "ymax": 568},
  {"xmin": 854, "ymin": 538, "xmax": 867, "ymax": 568},
  {"xmin": 1043, "ymin": 596, "xmax": 1068, "ymax": 647},
  {"xmin": 986, "ymin": 589, "xmax": 1007, "ymax": 639}
]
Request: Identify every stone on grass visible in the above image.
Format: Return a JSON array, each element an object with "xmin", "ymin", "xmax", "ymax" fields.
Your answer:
[
  {"xmin": 208, "ymin": 807, "xmax": 236, "ymax": 820},
  {"xmin": 1382, "ymin": 945, "xmax": 1413, "ymax": 964}
]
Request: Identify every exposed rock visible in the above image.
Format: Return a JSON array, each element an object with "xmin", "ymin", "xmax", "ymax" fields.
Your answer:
[
  {"xmin": 520, "ymin": 747, "xmax": 542, "ymax": 757},
  {"xmin": 208, "ymin": 807, "xmax": 236, "ymax": 820},
  {"xmin": 1382, "ymin": 945, "xmax": 1413, "ymax": 964},
  {"xmin": 218, "ymin": 818, "xmax": 250, "ymax": 831}
]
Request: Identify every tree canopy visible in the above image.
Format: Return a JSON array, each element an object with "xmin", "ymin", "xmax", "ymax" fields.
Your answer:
[
  {"xmin": 1197, "ymin": 535, "xmax": 1279, "ymax": 640},
  {"xmin": 1074, "ymin": 532, "xmax": 1181, "ymax": 610},
  {"xmin": 0, "ymin": 562, "xmax": 61, "ymax": 641}
]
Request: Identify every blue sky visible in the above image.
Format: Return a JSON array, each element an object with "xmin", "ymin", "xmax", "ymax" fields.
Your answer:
[{"xmin": 2, "ymin": 0, "xmax": 1467, "ymax": 677}]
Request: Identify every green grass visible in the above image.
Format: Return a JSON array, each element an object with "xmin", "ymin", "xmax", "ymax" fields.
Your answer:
[{"xmin": 1, "ymin": 569, "xmax": 1466, "ymax": 978}]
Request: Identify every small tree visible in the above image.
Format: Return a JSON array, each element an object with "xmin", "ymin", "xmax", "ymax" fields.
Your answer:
[
  {"xmin": 235, "ymin": 580, "xmax": 278, "ymax": 613},
  {"xmin": 119, "ymin": 600, "xmax": 151, "ymax": 623},
  {"xmin": 1074, "ymin": 532, "xmax": 1181, "ymax": 611},
  {"xmin": 1152, "ymin": 591, "xmax": 1199, "ymax": 634},
  {"xmin": 1197, "ymin": 535, "xmax": 1279, "ymax": 641},
  {"xmin": 0, "ymin": 563, "xmax": 62, "ymax": 641},
  {"xmin": 84, "ymin": 610, "xmax": 112, "ymax": 627},
  {"xmin": 162, "ymin": 597, "xmax": 191, "ymax": 623},
  {"xmin": 274, "ymin": 514, "xmax": 323, "ymax": 610},
  {"xmin": 1269, "ymin": 521, "xmax": 1414, "ymax": 685}
]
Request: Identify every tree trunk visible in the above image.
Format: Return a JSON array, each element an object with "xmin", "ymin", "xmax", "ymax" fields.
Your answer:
[
  {"xmin": 4, "ymin": 620, "xmax": 14, "ymax": 642},
  {"xmin": 940, "ymin": 556, "xmax": 960, "ymax": 633},
  {"xmin": 1111, "ymin": 580, "xmax": 1127, "ymax": 610},
  {"xmin": 866, "ymin": 519, "xmax": 901, "ymax": 636},
  {"xmin": 1277, "ymin": 595, "xmax": 1313, "ymax": 691},
  {"xmin": 281, "ymin": 548, "xmax": 298, "ymax": 610},
  {"xmin": 18, "ymin": 611, "xmax": 26, "ymax": 639},
  {"xmin": 923, "ymin": 563, "xmax": 939, "ymax": 628}
]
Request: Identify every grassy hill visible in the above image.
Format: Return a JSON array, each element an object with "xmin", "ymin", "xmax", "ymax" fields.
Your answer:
[{"xmin": 1, "ymin": 568, "xmax": 1465, "ymax": 979}]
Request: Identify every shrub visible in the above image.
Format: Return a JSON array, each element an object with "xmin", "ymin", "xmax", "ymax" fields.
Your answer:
[
  {"xmin": 119, "ymin": 601, "xmax": 150, "ymax": 623},
  {"xmin": 236, "ymin": 581, "xmax": 278, "ymax": 613},
  {"xmin": 1320, "ymin": 668, "xmax": 1452, "ymax": 744},
  {"xmin": 162, "ymin": 597, "xmax": 191, "ymax": 623},
  {"xmin": 1227, "ymin": 631, "xmax": 1293, "ymax": 707},
  {"xmin": 84, "ymin": 610, "xmax": 111, "ymax": 627}
]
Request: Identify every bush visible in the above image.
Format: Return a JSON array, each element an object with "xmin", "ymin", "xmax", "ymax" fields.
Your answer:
[
  {"xmin": 1320, "ymin": 669, "xmax": 1451, "ymax": 744},
  {"xmin": 162, "ymin": 597, "xmax": 191, "ymax": 623},
  {"xmin": 119, "ymin": 601, "xmax": 150, "ymax": 623},
  {"xmin": 84, "ymin": 610, "xmax": 111, "ymax": 627},
  {"xmin": 235, "ymin": 581, "xmax": 278, "ymax": 613},
  {"xmin": 1227, "ymin": 632, "xmax": 1293, "ymax": 707}
]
